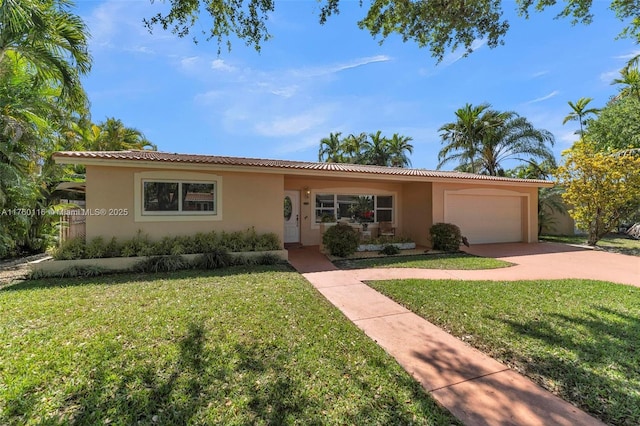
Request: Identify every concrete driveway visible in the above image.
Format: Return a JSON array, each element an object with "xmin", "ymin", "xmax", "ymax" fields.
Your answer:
[
  {"xmin": 464, "ymin": 242, "xmax": 639, "ymax": 287},
  {"xmin": 308, "ymin": 242, "xmax": 639, "ymax": 287}
]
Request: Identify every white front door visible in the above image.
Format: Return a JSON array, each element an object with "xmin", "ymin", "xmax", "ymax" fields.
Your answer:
[{"xmin": 283, "ymin": 191, "xmax": 300, "ymax": 244}]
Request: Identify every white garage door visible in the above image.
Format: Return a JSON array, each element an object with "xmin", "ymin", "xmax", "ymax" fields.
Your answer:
[{"xmin": 445, "ymin": 195, "xmax": 522, "ymax": 244}]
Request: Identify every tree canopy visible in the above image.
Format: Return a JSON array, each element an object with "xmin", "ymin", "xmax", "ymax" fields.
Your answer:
[
  {"xmin": 318, "ymin": 131, "xmax": 413, "ymax": 167},
  {"xmin": 438, "ymin": 103, "xmax": 555, "ymax": 176},
  {"xmin": 555, "ymin": 140, "xmax": 640, "ymax": 245},
  {"xmin": 585, "ymin": 95, "xmax": 640, "ymax": 152},
  {"xmin": 144, "ymin": 0, "xmax": 640, "ymax": 61}
]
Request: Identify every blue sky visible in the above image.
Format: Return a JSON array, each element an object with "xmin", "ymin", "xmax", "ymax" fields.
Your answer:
[{"xmin": 75, "ymin": 0, "xmax": 638, "ymax": 170}]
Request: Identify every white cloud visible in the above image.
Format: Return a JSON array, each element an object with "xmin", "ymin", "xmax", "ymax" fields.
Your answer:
[
  {"xmin": 530, "ymin": 70, "xmax": 549, "ymax": 78},
  {"xmin": 614, "ymin": 49, "xmax": 640, "ymax": 60},
  {"xmin": 600, "ymin": 69, "xmax": 619, "ymax": 84},
  {"xmin": 270, "ymin": 85, "xmax": 299, "ymax": 98},
  {"xmin": 524, "ymin": 90, "xmax": 559, "ymax": 104},
  {"xmin": 254, "ymin": 111, "xmax": 328, "ymax": 137},
  {"xmin": 211, "ymin": 59, "xmax": 236, "ymax": 72},
  {"xmin": 180, "ymin": 56, "xmax": 200, "ymax": 69},
  {"xmin": 292, "ymin": 55, "xmax": 391, "ymax": 78},
  {"xmin": 440, "ymin": 39, "xmax": 487, "ymax": 67},
  {"xmin": 124, "ymin": 46, "xmax": 155, "ymax": 54},
  {"xmin": 559, "ymin": 130, "xmax": 579, "ymax": 145}
]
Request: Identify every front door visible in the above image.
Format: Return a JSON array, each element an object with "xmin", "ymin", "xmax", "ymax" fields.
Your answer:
[{"xmin": 283, "ymin": 191, "xmax": 300, "ymax": 244}]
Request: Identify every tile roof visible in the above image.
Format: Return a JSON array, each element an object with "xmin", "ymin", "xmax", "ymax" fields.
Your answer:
[{"xmin": 53, "ymin": 150, "xmax": 551, "ymax": 185}]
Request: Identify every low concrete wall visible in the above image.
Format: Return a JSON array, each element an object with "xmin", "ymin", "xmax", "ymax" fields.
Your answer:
[{"xmin": 30, "ymin": 250, "xmax": 289, "ymax": 274}]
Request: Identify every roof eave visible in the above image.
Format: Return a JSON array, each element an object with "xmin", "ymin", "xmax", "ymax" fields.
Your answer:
[{"xmin": 52, "ymin": 153, "xmax": 553, "ymax": 188}]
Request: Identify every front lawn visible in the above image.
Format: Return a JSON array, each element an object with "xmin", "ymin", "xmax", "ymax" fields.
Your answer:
[
  {"xmin": 541, "ymin": 234, "xmax": 640, "ymax": 256},
  {"xmin": 334, "ymin": 253, "xmax": 512, "ymax": 270},
  {"xmin": 0, "ymin": 266, "xmax": 458, "ymax": 425},
  {"xmin": 368, "ymin": 278, "xmax": 640, "ymax": 425}
]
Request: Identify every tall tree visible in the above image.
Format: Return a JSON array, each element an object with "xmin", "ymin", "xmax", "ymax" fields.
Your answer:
[
  {"xmin": 363, "ymin": 130, "xmax": 390, "ymax": 166},
  {"xmin": 478, "ymin": 114, "xmax": 555, "ymax": 176},
  {"xmin": 0, "ymin": 0, "xmax": 91, "ymax": 106},
  {"xmin": 341, "ymin": 132, "xmax": 368, "ymax": 163},
  {"xmin": 317, "ymin": 131, "xmax": 414, "ymax": 167},
  {"xmin": 555, "ymin": 140, "xmax": 640, "ymax": 246},
  {"xmin": 318, "ymin": 131, "xmax": 343, "ymax": 162},
  {"xmin": 387, "ymin": 133, "xmax": 414, "ymax": 167},
  {"xmin": 585, "ymin": 95, "xmax": 640, "ymax": 153},
  {"xmin": 611, "ymin": 66, "xmax": 640, "ymax": 100},
  {"xmin": 437, "ymin": 103, "xmax": 493, "ymax": 173},
  {"xmin": 439, "ymin": 104, "xmax": 555, "ymax": 176},
  {"xmin": 91, "ymin": 118, "xmax": 156, "ymax": 151},
  {"xmin": 143, "ymin": 1, "xmax": 640, "ymax": 62},
  {"xmin": 562, "ymin": 97, "xmax": 600, "ymax": 135}
]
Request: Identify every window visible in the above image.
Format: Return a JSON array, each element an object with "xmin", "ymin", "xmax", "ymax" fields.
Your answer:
[
  {"xmin": 315, "ymin": 193, "xmax": 393, "ymax": 223},
  {"xmin": 142, "ymin": 180, "xmax": 216, "ymax": 215}
]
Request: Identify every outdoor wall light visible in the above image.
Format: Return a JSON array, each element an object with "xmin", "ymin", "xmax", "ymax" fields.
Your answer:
[{"xmin": 303, "ymin": 186, "xmax": 310, "ymax": 199}]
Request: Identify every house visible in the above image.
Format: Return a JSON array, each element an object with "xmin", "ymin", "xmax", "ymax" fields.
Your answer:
[{"xmin": 52, "ymin": 150, "xmax": 553, "ymax": 248}]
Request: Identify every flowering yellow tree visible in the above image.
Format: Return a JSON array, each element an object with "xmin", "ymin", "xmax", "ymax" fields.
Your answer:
[{"xmin": 555, "ymin": 141, "xmax": 640, "ymax": 245}]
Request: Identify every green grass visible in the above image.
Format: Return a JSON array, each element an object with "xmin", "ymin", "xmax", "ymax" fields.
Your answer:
[
  {"xmin": 0, "ymin": 265, "xmax": 458, "ymax": 425},
  {"xmin": 367, "ymin": 278, "xmax": 640, "ymax": 425},
  {"xmin": 334, "ymin": 253, "xmax": 513, "ymax": 270},
  {"xmin": 541, "ymin": 234, "xmax": 640, "ymax": 256}
]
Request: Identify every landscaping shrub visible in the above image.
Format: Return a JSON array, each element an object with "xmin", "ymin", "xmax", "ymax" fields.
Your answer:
[
  {"xmin": 196, "ymin": 248, "xmax": 233, "ymax": 269},
  {"xmin": 322, "ymin": 223, "xmax": 359, "ymax": 257},
  {"xmin": 53, "ymin": 237, "xmax": 86, "ymax": 260},
  {"xmin": 379, "ymin": 244, "xmax": 401, "ymax": 255},
  {"xmin": 430, "ymin": 223, "xmax": 463, "ymax": 252},
  {"xmin": 52, "ymin": 228, "xmax": 281, "ymax": 260},
  {"xmin": 29, "ymin": 265, "xmax": 109, "ymax": 280},
  {"xmin": 84, "ymin": 237, "xmax": 117, "ymax": 259},
  {"xmin": 133, "ymin": 255, "xmax": 190, "ymax": 273},
  {"xmin": 255, "ymin": 252, "xmax": 282, "ymax": 265},
  {"xmin": 254, "ymin": 232, "xmax": 281, "ymax": 251}
]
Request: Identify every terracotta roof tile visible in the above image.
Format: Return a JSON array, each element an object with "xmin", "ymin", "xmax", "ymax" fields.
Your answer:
[{"xmin": 52, "ymin": 150, "xmax": 551, "ymax": 185}]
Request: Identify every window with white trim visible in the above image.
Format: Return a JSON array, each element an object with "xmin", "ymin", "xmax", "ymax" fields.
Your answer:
[
  {"xmin": 315, "ymin": 193, "xmax": 393, "ymax": 223},
  {"xmin": 142, "ymin": 180, "xmax": 216, "ymax": 215}
]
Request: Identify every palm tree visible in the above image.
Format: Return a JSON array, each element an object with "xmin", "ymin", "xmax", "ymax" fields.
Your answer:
[
  {"xmin": 478, "ymin": 113, "xmax": 555, "ymax": 176},
  {"xmin": 341, "ymin": 132, "xmax": 368, "ymax": 163},
  {"xmin": 477, "ymin": 114, "xmax": 555, "ymax": 176},
  {"xmin": 92, "ymin": 118, "xmax": 156, "ymax": 151},
  {"xmin": 611, "ymin": 66, "xmax": 640, "ymax": 100},
  {"xmin": 562, "ymin": 97, "xmax": 600, "ymax": 135},
  {"xmin": 387, "ymin": 133, "xmax": 414, "ymax": 167},
  {"xmin": 363, "ymin": 130, "xmax": 391, "ymax": 166},
  {"xmin": 438, "ymin": 103, "xmax": 492, "ymax": 173},
  {"xmin": 318, "ymin": 132, "xmax": 343, "ymax": 162},
  {"xmin": 0, "ymin": 0, "xmax": 92, "ymax": 106},
  {"xmin": 439, "ymin": 104, "xmax": 555, "ymax": 176}
]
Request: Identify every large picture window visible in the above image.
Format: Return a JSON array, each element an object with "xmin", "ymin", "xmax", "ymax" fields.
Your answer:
[
  {"xmin": 315, "ymin": 193, "xmax": 393, "ymax": 223},
  {"xmin": 143, "ymin": 180, "xmax": 216, "ymax": 215}
]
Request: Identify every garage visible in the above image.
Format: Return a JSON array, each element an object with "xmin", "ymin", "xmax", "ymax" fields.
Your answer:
[{"xmin": 445, "ymin": 194, "xmax": 523, "ymax": 244}]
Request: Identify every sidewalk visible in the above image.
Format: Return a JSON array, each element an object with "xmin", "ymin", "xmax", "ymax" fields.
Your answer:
[{"xmin": 288, "ymin": 245, "xmax": 607, "ymax": 426}]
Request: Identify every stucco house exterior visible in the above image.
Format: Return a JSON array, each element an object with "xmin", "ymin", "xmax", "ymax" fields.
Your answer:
[{"xmin": 53, "ymin": 150, "xmax": 553, "ymax": 248}]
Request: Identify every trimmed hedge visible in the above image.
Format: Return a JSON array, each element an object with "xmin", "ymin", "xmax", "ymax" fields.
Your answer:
[
  {"xmin": 430, "ymin": 223, "xmax": 463, "ymax": 252},
  {"xmin": 54, "ymin": 228, "xmax": 280, "ymax": 260},
  {"xmin": 322, "ymin": 223, "xmax": 359, "ymax": 257}
]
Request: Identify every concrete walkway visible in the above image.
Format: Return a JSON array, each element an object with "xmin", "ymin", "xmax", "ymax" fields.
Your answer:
[{"xmin": 285, "ymin": 242, "xmax": 635, "ymax": 426}]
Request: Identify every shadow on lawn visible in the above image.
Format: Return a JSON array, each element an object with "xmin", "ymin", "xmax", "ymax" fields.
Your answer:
[
  {"xmin": 9, "ymin": 319, "xmax": 314, "ymax": 425},
  {"xmin": 3, "ymin": 318, "xmax": 453, "ymax": 424},
  {"xmin": 496, "ymin": 306, "xmax": 640, "ymax": 425}
]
